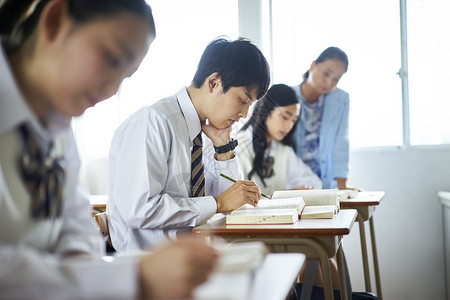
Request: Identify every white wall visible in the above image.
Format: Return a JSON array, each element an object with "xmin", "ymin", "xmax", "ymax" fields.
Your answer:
[{"xmin": 344, "ymin": 146, "xmax": 450, "ymax": 300}]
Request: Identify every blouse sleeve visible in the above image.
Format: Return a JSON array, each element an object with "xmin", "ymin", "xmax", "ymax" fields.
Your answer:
[
  {"xmin": 332, "ymin": 92, "xmax": 350, "ymax": 179},
  {"xmin": 0, "ymin": 129, "xmax": 139, "ymax": 299},
  {"xmin": 286, "ymin": 149, "xmax": 323, "ymax": 189},
  {"xmin": 0, "ymin": 245, "xmax": 139, "ymax": 299}
]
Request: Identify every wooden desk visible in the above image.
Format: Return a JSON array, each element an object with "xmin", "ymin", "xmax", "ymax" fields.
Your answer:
[
  {"xmin": 194, "ymin": 253, "xmax": 306, "ymax": 300},
  {"xmin": 340, "ymin": 191, "xmax": 384, "ymax": 299},
  {"xmin": 193, "ymin": 209, "xmax": 358, "ymax": 300}
]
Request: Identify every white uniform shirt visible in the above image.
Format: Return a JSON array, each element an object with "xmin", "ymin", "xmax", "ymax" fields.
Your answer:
[
  {"xmin": 0, "ymin": 46, "xmax": 138, "ymax": 299},
  {"xmin": 235, "ymin": 127, "xmax": 322, "ymax": 196},
  {"xmin": 107, "ymin": 87, "xmax": 241, "ymax": 251}
]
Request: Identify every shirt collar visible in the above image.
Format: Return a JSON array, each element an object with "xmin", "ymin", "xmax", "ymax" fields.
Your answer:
[
  {"xmin": 176, "ymin": 87, "xmax": 201, "ymax": 141},
  {"xmin": 0, "ymin": 45, "xmax": 71, "ymax": 142},
  {"xmin": 294, "ymin": 83, "xmax": 325, "ymax": 108}
]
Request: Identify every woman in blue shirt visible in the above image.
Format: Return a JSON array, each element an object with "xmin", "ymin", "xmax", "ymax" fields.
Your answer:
[{"xmin": 292, "ymin": 47, "xmax": 350, "ymax": 189}]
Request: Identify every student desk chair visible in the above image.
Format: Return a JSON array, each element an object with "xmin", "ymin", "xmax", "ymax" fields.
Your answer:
[
  {"xmin": 193, "ymin": 209, "xmax": 358, "ymax": 300},
  {"xmin": 340, "ymin": 191, "xmax": 384, "ymax": 300},
  {"xmin": 90, "ymin": 194, "xmax": 107, "ymax": 215}
]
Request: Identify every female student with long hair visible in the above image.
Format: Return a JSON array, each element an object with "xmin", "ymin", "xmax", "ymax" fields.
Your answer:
[
  {"xmin": 0, "ymin": 0, "xmax": 217, "ymax": 299},
  {"xmin": 292, "ymin": 47, "xmax": 351, "ymax": 189},
  {"xmin": 236, "ymin": 84, "xmax": 322, "ymax": 197}
]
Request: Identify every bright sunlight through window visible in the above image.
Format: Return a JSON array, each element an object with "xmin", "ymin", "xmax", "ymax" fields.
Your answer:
[{"xmin": 73, "ymin": 0, "xmax": 239, "ymax": 159}]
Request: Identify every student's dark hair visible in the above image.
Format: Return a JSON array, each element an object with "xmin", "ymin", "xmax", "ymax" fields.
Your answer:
[
  {"xmin": 302, "ymin": 46, "xmax": 349, "ymax": 81},
  {"xmin": 240, "ymin": 84, "xmax": 299, "ymax": 186},
  {"xmin": 192, "ymin": 37, "xmax": 270, "ymax": 100},
  {"xmin": 0, "ymin": 0, "xmax": 155, "ymax": 51}
]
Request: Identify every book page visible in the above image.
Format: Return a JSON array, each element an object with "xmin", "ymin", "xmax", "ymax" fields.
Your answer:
[
  {"xmin": 302, "ymin": 205, "xmax": 336, "ymax": 219},
  {"xmin": 303, "ymin": 205, "xmax": 336, "ymax": 214},
  {"xmin": 236, "ymin": 198, "xmax": 305, "ymax": 211},
  {"xmin": 230, "ymin": 208, "xmax": 300, "ymax": 216},
  {"xmin": 272, "ymin": 189, "xmax": 338, "ymax": 206}
]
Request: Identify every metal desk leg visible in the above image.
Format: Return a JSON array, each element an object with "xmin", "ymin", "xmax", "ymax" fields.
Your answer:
[
  {"xmin": 300, "ymin": 260, "xmax": 317, "ymax": 300},
  {"xmin": 358, "ymin": 216, "xmax": 372, "ymax": 292},
  {"xmin": 370, "ymin": 217, "xmax": 383, "ymax": 300},
  {"xmin": 336, "ymin": 245, "xmax": 352, "ymax": 300}
]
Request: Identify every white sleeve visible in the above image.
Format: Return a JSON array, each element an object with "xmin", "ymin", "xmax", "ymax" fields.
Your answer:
[
  {"xmin": 0, "ymin": 130, "xmax": 139, "ymax": 299},
  {"xmin": 0, "ymin": 245, "xmax": 139, "ymax": 300},
  {"xmin": 108, "ymin": 111, "xmax": 216, "ymax": 230},
  {"xmin": 53, "ymin": 128, "xmax": 104, "ymax": 255},
  {"xmin": 203, "ymin": 136, "xmax": 243, "ymax": 197},
  {"xmin": 286, "ymin": 149, "xmax": 323, "ymax": 189}
]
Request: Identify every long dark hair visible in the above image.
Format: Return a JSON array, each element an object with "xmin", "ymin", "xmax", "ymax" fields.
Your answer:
[
  {"xmin": 192, "ymin": 37, "xmax": 271, "ymax": 100},
  {"xmin": 0, "ymin": 0, "xmax": 155, "ymax": 51},
  {"xmin": 302, "ymin": 46, "xmax": 349, "ymax": 81},
  {"xmin": 240, "ymin": 84, "xmax": 299, "ymax": 186}
]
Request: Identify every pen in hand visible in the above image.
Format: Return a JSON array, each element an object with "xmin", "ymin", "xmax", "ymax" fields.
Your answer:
[{"xmin": 219, "ymin": 173, "xmax": 270, "ymax": 199}]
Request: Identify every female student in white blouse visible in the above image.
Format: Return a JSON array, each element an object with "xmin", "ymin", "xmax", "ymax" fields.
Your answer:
[
  {"xmin": 0, "ymin": 0, "xmax": 217, "ymax": 299},
  {"xmin": 235, "ymin": 84, "xmax": 322, "ymax": 197}
]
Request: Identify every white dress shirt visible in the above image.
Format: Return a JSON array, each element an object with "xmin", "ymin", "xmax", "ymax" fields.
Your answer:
[
  {"xmin": 107, "ymin": 87, "xmax": 242, "ymax": 251},
  {"xmin": 0, "ymin": 46, "xmax": 138, "ymax": 299},
  {"xmin": 235, "ymin": 127, "xmax": 322, "ymax": 196}
]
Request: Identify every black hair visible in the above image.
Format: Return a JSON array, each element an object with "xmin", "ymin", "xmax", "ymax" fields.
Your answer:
[
  {"xmin": 240, "ymin": 84, "xmax": 299, "ymax": 186},
  {"xmin": 302, "ymin": 46, "xmax": 349, "ymax": 81},
  {"xmin": 0, "ymin": 0, "xmax": 155, "ymax": 51},
  {"xmin": 192, "ymin": 37, "xmax": 270, "ymax": 100}
]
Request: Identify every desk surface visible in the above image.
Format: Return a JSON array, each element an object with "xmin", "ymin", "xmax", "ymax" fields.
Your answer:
[
  {"xmin": 194, "ymin": 253, "xmax": 306, "ymax": 300},
  {"xmin": 340, "ymin": 191, "xmax": 385, "ymax": 207},
  {"xmin": 193, "ymin": 209, "xmax": 357, "ymax": 237}
]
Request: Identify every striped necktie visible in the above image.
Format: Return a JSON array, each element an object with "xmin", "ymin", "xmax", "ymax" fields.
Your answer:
[
  {"xmin": 18, "ymin": 123, "xmax": 65, "ymax": 220},
  {"xmin": 191, "ymin": 133, "xmax": 205, "ymax": 197}
]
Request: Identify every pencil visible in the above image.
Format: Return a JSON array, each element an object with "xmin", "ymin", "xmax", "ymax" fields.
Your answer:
[{"xmin": 219, "ymin": 173, "xmax": 270, "ymax": 199}]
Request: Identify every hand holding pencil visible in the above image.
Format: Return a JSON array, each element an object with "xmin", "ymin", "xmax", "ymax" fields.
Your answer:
[
  {"xmin": 220, "ymin": 173, "xmax": 270, "ymax": 199},
  {"xmin": 213, "ymin": 173, "xmax": 265, "ymax": 213}
]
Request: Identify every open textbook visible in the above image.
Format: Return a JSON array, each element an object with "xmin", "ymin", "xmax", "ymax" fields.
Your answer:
[
  {"xmin": 225, "ymin": 189, "xmax": 346, "ymax": 224},
  {"xmin": 271, "ymin": 189, "xmax": 341, "ymax": 219},
  {"xmin": 226, "ymin": 197, "xmax": 305, "ymax": 225}
]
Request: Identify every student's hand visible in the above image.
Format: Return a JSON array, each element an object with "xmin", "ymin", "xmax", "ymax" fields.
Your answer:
[
  {"xmin": 336, "ymin": 178, "xmax": 363, "ymax": 192},
  {"xmin": 201, "ymin": 120, "xmax": 231, "ymax": 147},
  {"xmin": 214, "ymin": 180, "xmax": 261, "ymax": 213},
  {"xmin": 336, "ymin": 178, "xmax": 348, "ymax": 190},
  {"xmin": 138, "ymin": 238, "xmax": 218, "ymax": 299}
]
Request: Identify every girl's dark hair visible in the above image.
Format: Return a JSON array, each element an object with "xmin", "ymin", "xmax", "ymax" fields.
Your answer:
[
  {"xmin": 192, "ymin": 37, "xmax": 270, "ymax": 100},
  {"xmin": 240, "ymin": 84, "xmax": 299, "ymax": 186},
  {"xmin": 0, "ymin": 0, "xmax": 155, "ymax": 51},
  {"xmin": 302, "ymin": 46, "xmax": 349, "ymax": 81}
]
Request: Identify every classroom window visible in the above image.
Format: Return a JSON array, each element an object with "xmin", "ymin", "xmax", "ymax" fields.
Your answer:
[
  {"xmin": 269, "ymin": 0, "xmax": 403, "ymax": 148},
  {"xmin": 73, "ymin": 0, "xmax": 239, "ymax": 159},
  {"xmin": 407, "ymin": 0, "xmax": 450, "ymax": 145}
]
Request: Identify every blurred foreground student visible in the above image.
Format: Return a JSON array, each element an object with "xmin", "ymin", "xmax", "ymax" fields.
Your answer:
[
  {"xmin": 107, "ymin": 37, "xmax": 271, "ymax": 251},
  {"xmin": 0, "ymin": 1, "xmax": 217, "ymax": 299},
  {"xmin": 235, "ymin": 84, "xmax": 322, "ymax": 197},
  {"xmin": 292, "ymin": 47, "xmax": 350, "ymax": 189}
]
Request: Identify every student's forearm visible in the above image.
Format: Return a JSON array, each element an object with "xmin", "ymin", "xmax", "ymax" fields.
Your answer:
[
  {"xmin": 215, "ymin": 151, "xmax": 235, "ymax": 161},
  {"xmin": 336, "ymin": 177, "xmax": 347, "ymax": 190}
]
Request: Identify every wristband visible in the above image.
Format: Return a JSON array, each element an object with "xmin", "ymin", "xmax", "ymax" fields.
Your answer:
[{"xmin": 214, "ymin": 139, "xmax": 238, "ymax": 154}]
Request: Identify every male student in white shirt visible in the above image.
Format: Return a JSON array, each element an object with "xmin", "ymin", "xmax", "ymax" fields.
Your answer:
[{"xmin": 107, "ymin": 37, "xmax": 271, "ymax": 251}]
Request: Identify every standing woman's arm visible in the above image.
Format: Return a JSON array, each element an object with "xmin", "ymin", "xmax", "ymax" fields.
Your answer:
[{"xmin": 332, "ymin": 91, "xmax": 350, "ymax": 189}]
